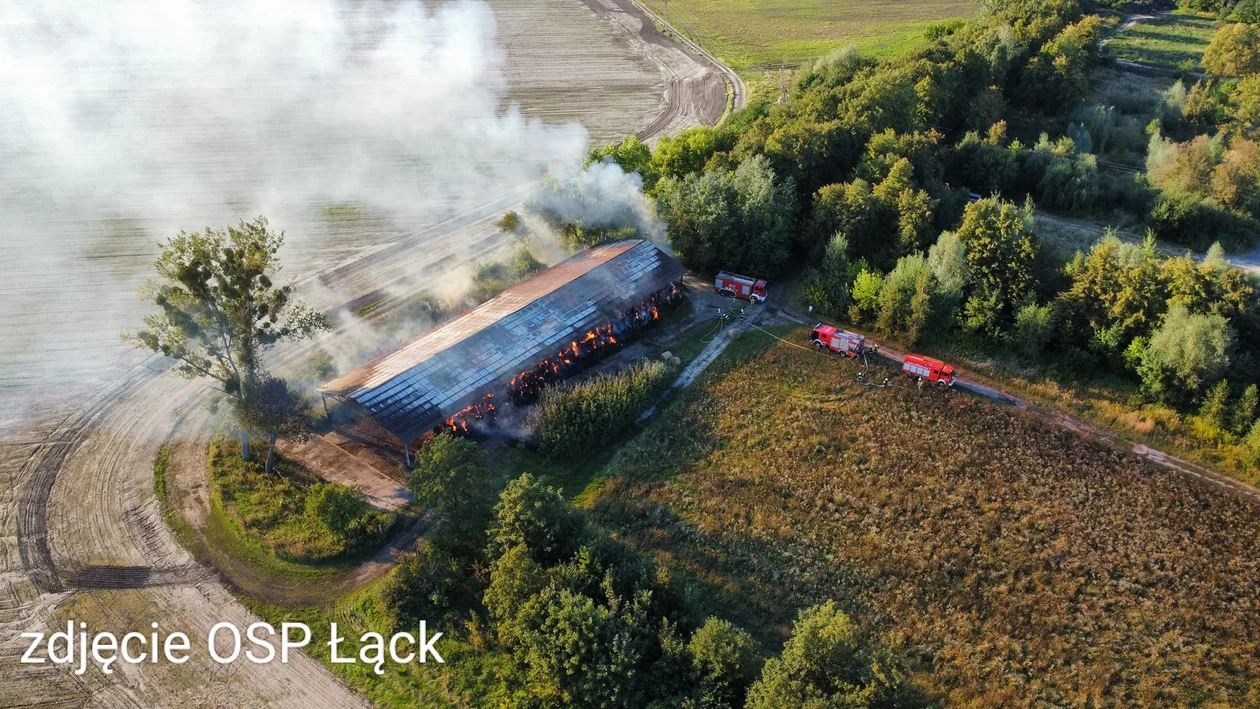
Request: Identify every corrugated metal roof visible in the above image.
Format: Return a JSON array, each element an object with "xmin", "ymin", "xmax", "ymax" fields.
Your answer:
[{"xmin": 320, "ymin": 240, "xmax": 684, "ymax": 443}]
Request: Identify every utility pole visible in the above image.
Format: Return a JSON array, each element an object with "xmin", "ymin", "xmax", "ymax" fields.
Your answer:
[{"xmin": 778, "ymin": 58, "xmax": 788, "ymax": 103}]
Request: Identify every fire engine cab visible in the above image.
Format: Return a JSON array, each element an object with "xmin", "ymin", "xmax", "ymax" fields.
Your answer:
[
  {"xmin": 902, "ymin": 354, "xmax": 956, "ymax": 386},
  {"xmin": 715, "ymin": 272, "xmax": 768, "ymax": 303},
  {"xmin": 810, "ymin": 323, "xmax": 865, "ymax": 357}
]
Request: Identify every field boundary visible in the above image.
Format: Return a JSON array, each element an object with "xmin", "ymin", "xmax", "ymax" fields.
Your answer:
[{"xmin": 623, "ymin": 0, "xmax": 747, "ymax": 118}]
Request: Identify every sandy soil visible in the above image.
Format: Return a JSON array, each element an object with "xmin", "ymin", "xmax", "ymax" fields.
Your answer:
[{"xmin": 0, "ymin": 0, "xmax": 727, "ymax": 705}]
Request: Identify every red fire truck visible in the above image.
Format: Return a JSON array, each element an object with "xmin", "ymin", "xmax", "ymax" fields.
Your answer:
[
  {"xmin": 902, "ymin": 354, "xmax": 956, "ymax": 386},
  {"xmin": 810, "ymin": 323, "xmax": 866, "ymax": 357},
  {"xmin": 714, "ymin": 272, "xmax": 768, "ymax": 303}
]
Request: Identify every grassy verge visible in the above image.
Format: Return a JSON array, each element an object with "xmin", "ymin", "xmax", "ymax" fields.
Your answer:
[
  {"xmin": 923, "ymin": 332, "xmax": 1260, "ymax": 486},
  {"xmin": 239, "ymin": 580, "xmax": 486, "ymax": 708},
  {"xmin": 639, "ymin": 0, "xmax": 980, "ymax": 74},
  {"xmin": 153, "ymin": 443, "xmax": 201, "ymax": 556},
  {"xmin": 1105, "ymin": 10, "xmax": 1217, "ymax": 73},
  {"xmin": 155, "ymin": 436, "xmax": 420, "ymax": 603},
  {"xmin": 209, "ymin": 439, "xmax": 396, "ymax": 562}
]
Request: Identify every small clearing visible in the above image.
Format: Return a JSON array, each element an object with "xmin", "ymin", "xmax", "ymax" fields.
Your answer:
[{"xmin": 1104, "ymin": 10, "xmax": 1217, "ymax": 74}]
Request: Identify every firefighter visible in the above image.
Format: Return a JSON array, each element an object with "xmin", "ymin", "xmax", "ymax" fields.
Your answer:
[{"xmin": 917, "ymin": 376, "xmax": 924, "ymax": 391}]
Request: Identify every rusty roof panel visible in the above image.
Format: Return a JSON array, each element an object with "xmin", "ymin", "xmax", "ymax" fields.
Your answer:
[{"xmin": 320, "ymin": 240, "xmax": 684, "ymax": 443}]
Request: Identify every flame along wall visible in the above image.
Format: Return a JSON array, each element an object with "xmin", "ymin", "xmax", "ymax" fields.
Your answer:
[
  {"xmin": 318, "ymin": 240, "xmax": 687, "ymax": 462},
  {"xmin": 442, "ymin": 282, "xmax": 683, "ymax": 433}
]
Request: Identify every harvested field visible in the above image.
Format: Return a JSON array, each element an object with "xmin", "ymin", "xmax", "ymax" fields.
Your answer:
[
  {"xmin": 495, "ymin": 0, "xmax": 730, "ymax": 142},
  {"xmin": 595, "ymin": 328, "xmax": 1260, "ymax": 706}
]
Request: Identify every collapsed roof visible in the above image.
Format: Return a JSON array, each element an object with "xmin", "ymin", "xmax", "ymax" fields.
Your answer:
[{"xmin": 319, "ymin": 239, "xmax": 685, "ymax": 443}]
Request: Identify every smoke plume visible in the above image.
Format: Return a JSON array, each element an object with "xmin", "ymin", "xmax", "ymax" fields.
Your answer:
[
  {"xmin": 521, "ymin": 160, "xmax": 668, "ymax": 254},
  {"xmin": 0, "ymin": 0, "xmax": 663, "ymax": 424}
]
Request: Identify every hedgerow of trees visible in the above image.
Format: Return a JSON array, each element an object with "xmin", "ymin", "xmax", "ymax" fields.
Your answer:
[
  {"xmin": 582, "ymin": 0, "xmax": 1260, "ymax": 468},
  {"xmin": 388, "ymin": 463, "xmax": 920, "ymax": 708}
]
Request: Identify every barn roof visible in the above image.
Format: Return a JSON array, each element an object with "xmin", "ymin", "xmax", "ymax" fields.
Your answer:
[{"xmin": 319, "ymin": 239, "xmax": 684, "ymax": 443}]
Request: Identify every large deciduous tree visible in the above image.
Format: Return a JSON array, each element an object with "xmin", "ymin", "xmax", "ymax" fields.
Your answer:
[
  {"xmin": 233, "ymin": 375, "xmax": 309, "ymax": 473},
  {"xmin": 656, "ymin": 155, "xmax": 796, "ymax": 276},
  {"xmin": 123, "ymin": 217, "xmax": 330, "ymax": 460},
  {"xmin": 955, "ymin": 197, "xmax": 1038, "ymax": 336},
  {"xmin": 1138, "ymin": 304, "xmax": 1235, "ymax": 404},
  {"xmin": 406, "ymin": 433, "xmax": 497, "ymax": 553},
  {"xmin": 1202, "ymin": 23, "xmax": 1260, "ymax": 77}
]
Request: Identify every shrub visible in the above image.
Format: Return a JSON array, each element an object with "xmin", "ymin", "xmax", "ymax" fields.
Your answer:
[
  {"xmin": 407, "ymin": 434, "xmax": 498, "ymax": 552},
  {"xmin": 1245, "ymin": 419, "xmax": 1260, "ymax": 466},
  {"xmin": 1196, "ymin": 380, "xmax": 1234, "ymax": 441},
  {"xmin": 1014, "ymin": 301, "xmax": 1054, "ymax": 359},
  {"xmin": 803, "ymin": 233, "xmax": 855, "ymax": 318},
  {"xmin": 848, "ymin": 269, "xmax": 884, "ymax": 326},
  {"xmin": 385, "ymin": 544, "xmax": 474, "ymax": 626},
  {"xmin": 534, "ymin": 359, "xmax": 673, "ymax": 459},
  {"xmin": 689, "ymin": 617, "xmax": 762, "ymax": 709},
  {"xmin": 1233, "ymin": 384, "xmax": 1259, "ymax": 435},
  {"xmin": 305, "ymin": 482, "xmax": 370, "ymax": 535},
  {"xmin": 745, "ymin": 601, "xmax": 915, "ymax": 709}
]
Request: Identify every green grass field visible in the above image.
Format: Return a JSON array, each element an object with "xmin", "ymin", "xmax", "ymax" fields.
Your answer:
[
  {"xmin": 641, "ymin": 0, "xmax": 979, "ymax": 74},
  {"xmin": 1104, "ymin": 10, "xmax": 1217, "ymax": 73}
]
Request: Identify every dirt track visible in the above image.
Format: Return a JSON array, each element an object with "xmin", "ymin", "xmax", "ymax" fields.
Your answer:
[{"xmin": 0, "ymin": 1, "xmax": 728, "ymax": 705}]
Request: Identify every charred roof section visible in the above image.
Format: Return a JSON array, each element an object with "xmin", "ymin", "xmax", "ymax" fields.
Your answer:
[{"xmin": 320, "ymin": 240, "xmax": 684, "ymax": 443}]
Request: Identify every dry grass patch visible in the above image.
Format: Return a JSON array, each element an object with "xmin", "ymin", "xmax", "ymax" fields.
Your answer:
[{"xmin": 595, "ymin": 328, "xmax": 1260, "ymax": 706}]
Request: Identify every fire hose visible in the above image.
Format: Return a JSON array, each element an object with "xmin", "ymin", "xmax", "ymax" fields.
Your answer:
[{"xmin": 736, "ymin": 315, "xmax": 920, "ymax": 393}]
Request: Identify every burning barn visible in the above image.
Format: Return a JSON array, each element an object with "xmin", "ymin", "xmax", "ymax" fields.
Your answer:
[{"xmin": 318, "ymin": 239, "xmax": 685, "ymax": 464}]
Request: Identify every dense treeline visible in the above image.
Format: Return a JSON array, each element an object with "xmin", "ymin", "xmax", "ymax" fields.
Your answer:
[
  {"xmin": 583, "ymin": 0, "xmax": 1260, "ymax": 466},
  {"xmin": 394, "ymin": 436, "xmax": 921, "ymax": 707}
]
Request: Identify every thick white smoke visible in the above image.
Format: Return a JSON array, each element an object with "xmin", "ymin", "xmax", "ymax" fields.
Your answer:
[
  {"xmin": 524, "ymin": 161, "xmax": 667, "ymax": 246},
  {"xmin": 0, "ymin": 0, "xmax": 625, "ymax": 423},
  {"xmin": 0, "ymin": 0, "xmax": 589, "ymax": 226}
]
